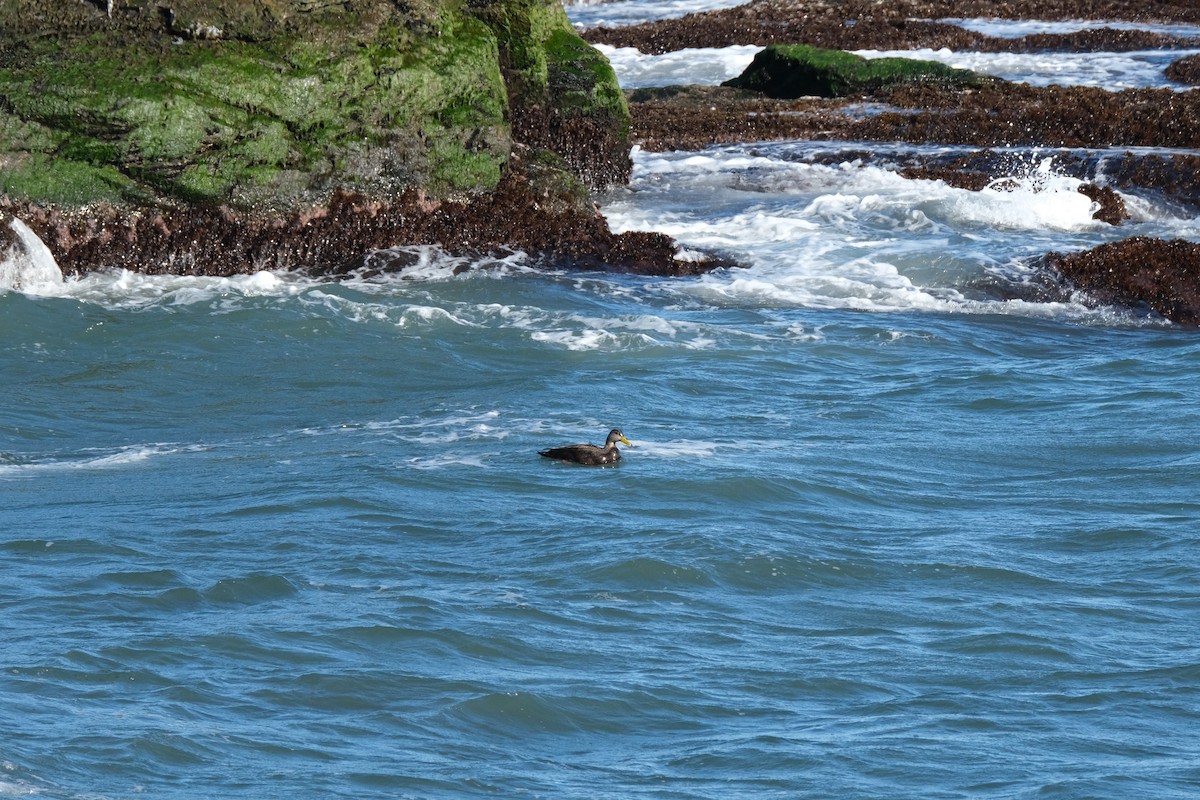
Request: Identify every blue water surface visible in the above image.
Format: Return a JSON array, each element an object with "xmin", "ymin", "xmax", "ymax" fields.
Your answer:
[{"xmin": 3, "ymin": 270, "xmax": 1199, "ymax": 798}]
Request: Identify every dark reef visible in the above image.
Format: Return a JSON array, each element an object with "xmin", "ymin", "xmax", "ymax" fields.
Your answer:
[
  {"xmin": 1, "ymin": 157, "xmax": 707, "ymax": 278},
  {"xmin": 1, "ymin": 0, "xmax": 701, "ymax": 276}
]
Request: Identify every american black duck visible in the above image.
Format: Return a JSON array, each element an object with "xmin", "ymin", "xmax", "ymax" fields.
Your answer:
[{"xmin": 538, "ymin": 428, "xmax": 632, "ymax": 465}]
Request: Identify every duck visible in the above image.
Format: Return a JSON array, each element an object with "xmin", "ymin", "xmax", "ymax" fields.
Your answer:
[{"xmin": 539, "ymin": 428, "xmax": 632, "ymax": 466}]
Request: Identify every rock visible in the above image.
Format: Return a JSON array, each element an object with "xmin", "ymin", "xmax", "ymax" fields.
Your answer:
[
  {"xmin": 0, "ymin": 0, "xmax": 652, "ymax": 274},
  {"xmin": 0, "ymin": 212, "xmax": 14, "ymax": 255},
  {"xmin": 0, "ymin": 0, "xmax": 630, "ymax": 207},
  {"xmin": 722, "ymin": 44, "xmax": 992, "ymax": 99},
  {"xmin": 1044, "ymin": 237, "xmax": 1200, "ymax": 325},
  {"xmin": 474, "ymin": 0, "xmax": 633, "ymax": 189},
  {"xmin": 1076, "ymin": 184, "xmax": 1129, "ymax": 226},
  {"xmin": 1166, "ymin": 53, "xmax": 1200, "ymax": 85}
]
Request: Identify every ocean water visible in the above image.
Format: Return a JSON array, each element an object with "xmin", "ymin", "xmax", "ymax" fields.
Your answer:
[
  {"xmin": 4, "ymin": 8, "xmax": 1200, "ymax": 800},
  {"xmin": 597, "ymin": 41, "xmax": 1200, "ymax": 90}
]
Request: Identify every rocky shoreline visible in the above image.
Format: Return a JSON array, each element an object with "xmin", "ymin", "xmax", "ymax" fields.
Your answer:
[
  {"xmin": 4, "ymin": 0, "xmax": 1200, "ymax": 323},
  {"xmin": 1, "ymin": 0, "xmax": 708, "ymax": 277},
  {"xmin": 584, "ymin": 0, "xmax": 1200, "ymax": 54},
  {"xmin": 580, "ymin": 0, "xmax": 1200, "ymax": 324},
  {"xmin": 1, "ymin": 151, "xmax": 709, "ymax": 279}
]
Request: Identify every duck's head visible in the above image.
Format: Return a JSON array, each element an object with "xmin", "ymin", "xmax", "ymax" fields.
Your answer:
[{"xmin": 607, "ymin": 429, "xmax": 632, "ymax": 447}]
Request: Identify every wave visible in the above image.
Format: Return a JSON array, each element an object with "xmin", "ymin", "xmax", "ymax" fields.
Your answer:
[
  {"xmin": 856, "ymin": 46, "xmax": 1200, "ymax": 90},
  {"xmin": 0, "ymin": 217, "xmax": 63, "ymax": 294},
  {"xmin": 632, "ymin": 439, "xmax": 720, "ymax": 458},
  {"xmin": 941, "ymin": 17, "xmax": 1200, "ymax": 40},
  {"xmin": 595, "ymin": 43, "xmax": 761, "ymax": 89},
  {"xmin": 565, "ymin": 0, "xmax": 748, "ymax": 30},
  {"xmin": 603, "ymin": 145, "xmax": 1187, "ymax": 323},
  {"xmin": 0, "ymin": 444, "xmax": 196, "ymax": 479}
]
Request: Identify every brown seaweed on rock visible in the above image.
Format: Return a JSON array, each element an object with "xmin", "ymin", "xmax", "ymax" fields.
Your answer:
[
  {"xmin": 628, "ymin": 83, "xmax": 1200, "ymax": 154},
  {"xmin": 1166, "ymin": 53, "xmax": 1200, "ymax": 85},
  {"xmin": 583, "ymin": 0, "xmax": 1200, "ymax": 54},
  {"xmin": 1045, "ymin": 238, "xmax": 1200, "ymax": 325},
  {"xmin": 0, "ymin": 160, "xmax": 720, "ymax": 280}
]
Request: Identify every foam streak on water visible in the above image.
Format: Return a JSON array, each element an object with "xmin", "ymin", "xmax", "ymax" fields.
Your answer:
[{"xmin": 565, "ymin": 0, "xmax": 748, "ymax": 30}]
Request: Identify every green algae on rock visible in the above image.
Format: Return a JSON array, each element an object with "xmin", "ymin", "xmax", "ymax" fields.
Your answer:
[
  {"xmin": 0, "ymin": 0, "xmax": 630, "ymax": 212},
  {"xmin": 722, "ymin": 44, "xmax": 993, "ymax": 99},
  {"xmin": 473, "ymin": 0, "xmax": 632, "ymax": 189}
]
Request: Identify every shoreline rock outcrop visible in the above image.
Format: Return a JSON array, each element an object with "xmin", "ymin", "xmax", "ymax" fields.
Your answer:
[
  {"xmin": 7, "ymin": 0, "xmax": 1200, "ymax": 322},
  {"xmin": 0, "ymin": 0, "xmax": 713, "ymax": 276},
  {"xmin": 0, "ymin": 150, "xmax": 713, "ymax": 278}
]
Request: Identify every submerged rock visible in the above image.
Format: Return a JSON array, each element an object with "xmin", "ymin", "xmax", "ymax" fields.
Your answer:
[
  {"xmin": 1076, "ymin": 184, "xmax": 1129, "ymax": 226},
  {"xmin": 1045, "ymin": 238, "xmax": 1200, "ymax": 325},
  {"xmin": 722, "ymin": 44, "xmax": 991, "ymax": 99}
]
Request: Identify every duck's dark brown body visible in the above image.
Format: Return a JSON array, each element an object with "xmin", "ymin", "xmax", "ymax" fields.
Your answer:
[{"xmin": 539, "ymin": 429, "xmax": 631, "ymax": 466}]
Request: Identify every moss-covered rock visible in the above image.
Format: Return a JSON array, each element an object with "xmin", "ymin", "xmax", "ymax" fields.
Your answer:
[
  {"xmin": 470, "ymin": 0, "xmax": 631, "ymax": 188},
  {"xmin": 0, "ymin": 0, "xmax": 629, "ymax": 213},
  {"xmin": 722, "ymin": 44, "xmax": 993, "ymax": 99}
]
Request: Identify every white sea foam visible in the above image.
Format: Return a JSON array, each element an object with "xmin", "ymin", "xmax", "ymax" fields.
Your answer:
[
  {"xmin": 304, "ymin": 290, "xmax": 482, "ymax": 329},
  {"xmin": 526, "ymin": 311, "xmax": 720, "ymax": 350},
  {"xmin": 617, "ymin": 152, "xmax": 1104, "ymax": 239},
  {"xmin": 35, "ymin": 268, "xmax": 312, "ymax": 310},
  {"xmin": 939, "ymin": 17, "xmax": 1200, "ymax": 39},
  {"xmin": 364, "ymin": 410, "xmax": 510, "ymax": 444},
  {"xmin": 594, "ymin": 43, "xmax": 761, "ymax": 89},
  {"xmin": 19, "ymin": 245, "xmax": 532, "ymax": 311},
  {"xmin": 355, "ymin": 245, "xmax": 534, "ymax": 283},
  {"xmin": 855, "ymin": 47, "xmax": 1200, "ymax": 89},
  {"xmin": 633, "ymin": 439, "xmax": 719, "ymax": 458},
  {"xmin": 600, "ymin": 145, "xmax": 1158, "ymax": 320},
  {"xmin": 565, "ymin": 0, "xmax": 747, "ymax": 30},
  {"xmin": 0, "ymin": 444, "xmax": 190, "ymax": 479},
  {"xmin": 917, "ymin": 157, "xmax": 1106, "ymax": 232},
  {"xmin": 530, "ymin": 327, "xmax": 648, "ymax": 350},
  {"xmin": 402, "ymin": 454, "xmax": 488, "ymax": 470},
  {"xmin": 0, "ymin": 217, "xmax": 63, "ymax": 293}
]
